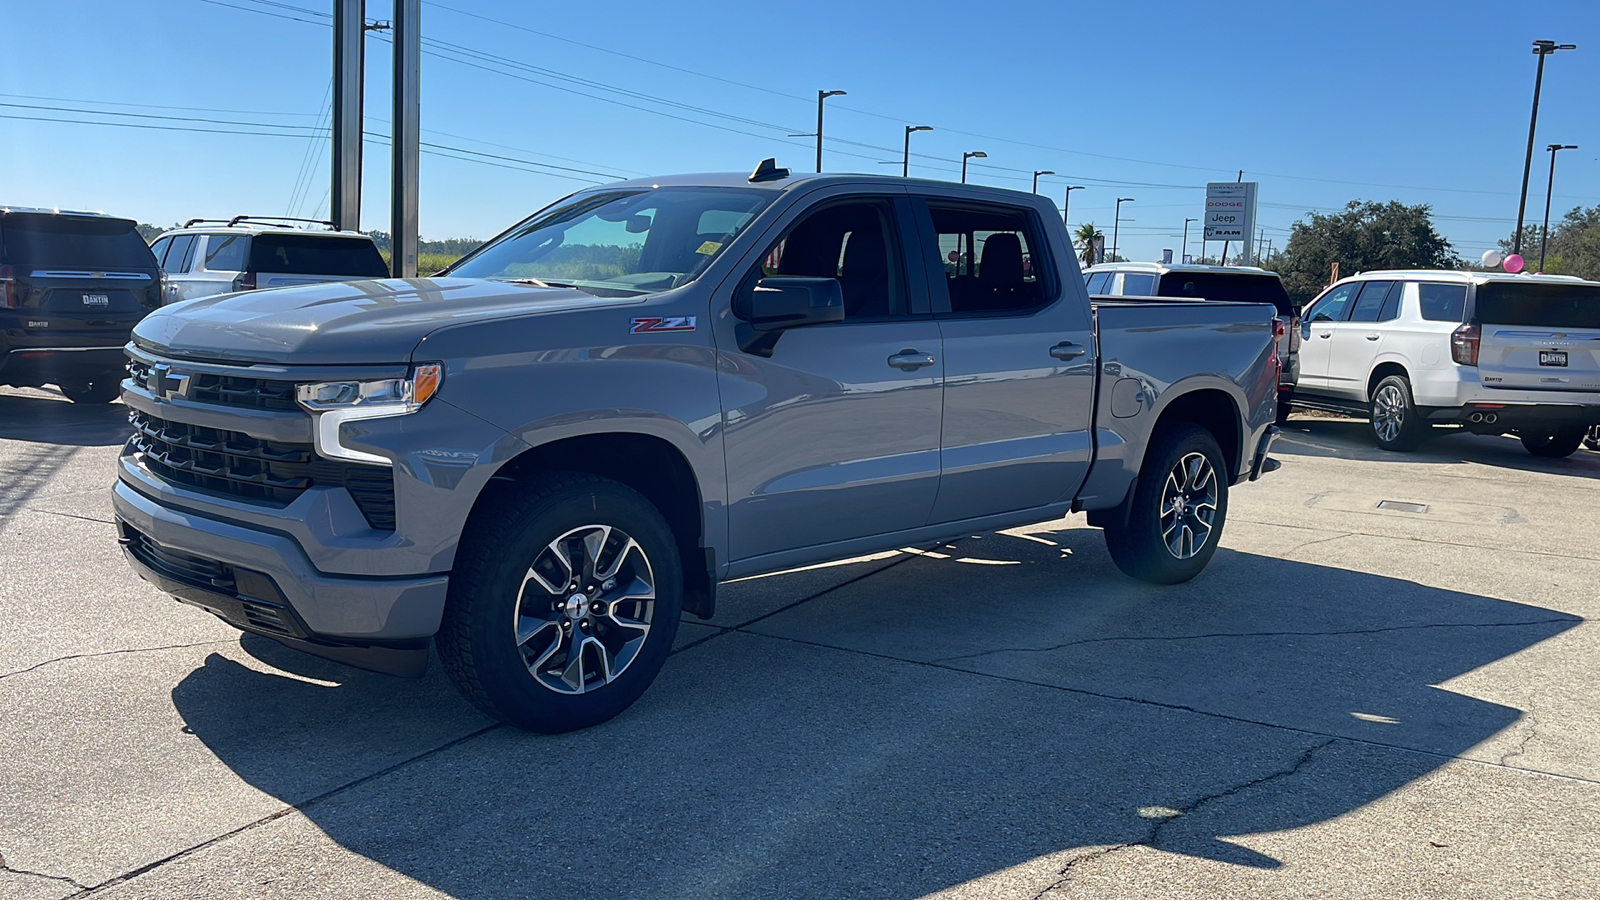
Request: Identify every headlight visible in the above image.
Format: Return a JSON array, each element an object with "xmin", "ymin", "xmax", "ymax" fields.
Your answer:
[{"xmin": 296, "ymin": 363, "xmax": 443, "ymax": 465}]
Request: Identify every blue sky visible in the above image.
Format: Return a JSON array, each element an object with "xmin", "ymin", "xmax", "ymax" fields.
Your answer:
[{"xmin": 2, "ymin": 0, "xmax": 1596, "ymax": 264}]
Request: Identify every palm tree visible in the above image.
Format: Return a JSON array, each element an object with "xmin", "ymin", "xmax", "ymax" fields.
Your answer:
[{"xmin": 1074, "ymin": 222, "xmax": 1104, "ymax": 268}]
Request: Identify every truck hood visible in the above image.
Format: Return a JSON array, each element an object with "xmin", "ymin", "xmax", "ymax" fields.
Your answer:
[{"xmin": 131, "ymin": 277, "xmax": 626, "ymax": 365}]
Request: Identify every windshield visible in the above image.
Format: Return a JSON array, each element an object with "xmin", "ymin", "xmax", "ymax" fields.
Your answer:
[
  {"xmin": 1, "ymin": 214, "xmax": 156, "ymax": 269},
  {"xmin": 1473, "ymin": 281, "xmax": 1600, "ymax": 329},
  {"xmin": 445, "ymin": 187, "xmax": 773, "ymax": 297}
]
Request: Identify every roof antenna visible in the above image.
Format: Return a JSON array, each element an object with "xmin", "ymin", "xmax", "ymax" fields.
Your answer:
[{"xmin": 749, "ymin": 158, "xmax": 790, "ymax": 183}]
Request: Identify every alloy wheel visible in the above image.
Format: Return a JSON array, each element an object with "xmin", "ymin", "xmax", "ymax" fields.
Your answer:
[
  {"xmin": 1159, "ymin": 452, "xmax": 1219, "ymax": 560},
  {"xmin": 512, "ymin": 524, "xmax": 656, "ymax": 694},
  {"xmin": 1373, "ymin": 384, "xmax": 1405, "ymax": 443}
]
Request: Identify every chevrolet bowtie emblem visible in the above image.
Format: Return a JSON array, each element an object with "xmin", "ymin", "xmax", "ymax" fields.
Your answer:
[{"xmin": 151, "ymin": 363, "xmax": 191, "ymax": 402}]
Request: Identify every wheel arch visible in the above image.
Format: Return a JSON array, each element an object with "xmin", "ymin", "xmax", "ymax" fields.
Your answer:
[
  {"xmin": 1367, "ymin": 361, "xmax": 1411, "ymax": 402},
  {"xmin": 465, "ymin": 432, "xmax": 715, "ymax": 618},
  {"xmin": 1150, "ymin": 388, "xmax": 1244, "ymax": 482}
]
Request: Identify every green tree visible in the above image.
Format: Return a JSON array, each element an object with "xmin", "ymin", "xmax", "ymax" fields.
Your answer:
[
  {"xmin": 1498, "ymin": 205, "xmax": 1600, "ymax": 279},
  {"xmin": 1273, "ymin": 201, "xmax": 1459, "ymax": 306},
  {"xmin": 1073, "ymin": 222, "xmax": 1104, "ymax": 267}
]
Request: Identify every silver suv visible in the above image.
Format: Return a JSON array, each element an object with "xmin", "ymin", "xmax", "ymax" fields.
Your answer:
[{"xmin": 150, "ymin": 217, "xmax": 389, "ymax": 303}]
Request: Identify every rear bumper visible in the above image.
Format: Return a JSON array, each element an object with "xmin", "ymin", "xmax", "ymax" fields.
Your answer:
[{"xmin": 1428, "ymin": 402, "xmax": 1600, "ymax": 434}]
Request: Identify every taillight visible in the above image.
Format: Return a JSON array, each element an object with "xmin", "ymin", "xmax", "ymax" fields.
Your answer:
[
  {"xmin": 0, "ymin": 265, "xmax": 15, "ymax": 307},
  {"xmin": 1272, "ymin": 316, "xmax": 1287, "ymax": 341},
  {"xmin": 232, "ymin": 272, "xmax": 257, "ymax": 292},
  {"xmin": 1451, "ymin": 323, "xmax": 1480, "ymax": 367}
]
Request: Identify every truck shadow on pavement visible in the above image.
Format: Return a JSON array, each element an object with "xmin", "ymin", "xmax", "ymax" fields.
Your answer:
[
  {"xmin": 0, "ymin": 389, "xmax": 131, "ymax": 447},
  {"xmin": 170, "ymin": 528, "xmax": 1578, "ymax": 899},
  {"xmin": 1277, "ymin": 416, "xmax": 1600, "ymax": 479}
]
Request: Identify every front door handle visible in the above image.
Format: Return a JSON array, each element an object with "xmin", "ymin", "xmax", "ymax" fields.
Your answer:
[
  {"xmin": 1317, "ymin": 332, "xmax": 1331, "ymax": 339},
  {"xmin": 1049, "ymin": 341, "xmax": 1087, "ymax": 361},
  {"xmin": 887, "ymin": 349, "xmax": 936, "ymax": 371},
  {"xmin": 1365, "ymin": 333, "xmax": 1380, "ymax": 341}
]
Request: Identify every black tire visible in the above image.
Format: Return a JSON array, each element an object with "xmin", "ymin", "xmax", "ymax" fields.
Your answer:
[
  {"xmin": 1583, "ymin": 426, "xmax": 1600, "ymax": 452},
  {"xmin": 1103, "ymin": 424, "xmax": 1229, "ymax": 585},
  {"xmin": 437, "ymin": 473, "xmax": 683, "ymax": 733},
  {"xmin": 57, "ymin": 377, "xmax": 122, "ymax": 404},
  {"xmin": 1369, "ymin": 375, "xmax": 1425, "ymax": 452},
  {"xmin": 1520, "ymin": 428, "xmax": 1585, "ymax": 459}
]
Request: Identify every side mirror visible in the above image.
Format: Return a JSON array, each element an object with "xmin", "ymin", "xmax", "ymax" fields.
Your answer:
[{"xmin": 736, "ymin": 276, "xmax": 843, "ymax": 356}]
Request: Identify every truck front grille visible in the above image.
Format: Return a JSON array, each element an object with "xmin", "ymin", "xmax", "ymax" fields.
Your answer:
[
  {"xmin": 128, "ymin": 359, "xmax": 299, "ymax": 411},
  {"xmin": 128, "ymin": 409, "xmax": 396, "ymax": 530}
]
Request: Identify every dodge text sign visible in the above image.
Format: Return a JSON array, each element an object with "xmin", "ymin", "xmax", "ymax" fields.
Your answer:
[{"xmin": 1203, "ymin": 182, "xmax": 1257, "ymax": 242}]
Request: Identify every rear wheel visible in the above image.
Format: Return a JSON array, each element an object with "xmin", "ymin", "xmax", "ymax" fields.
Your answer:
[
  {"xmin": 1520, "ymin": 428, "xmax": 1585, "ymax": 459},
  {"xmin": 437, "ymin": 473, "xmax": 683, "ymax": 733},
  {"xmin": 57, "ymin": 377, "xmax": 122, "ymax": 404},
  {"xmin": 1369, "ymin": 375, "xmax": 1425, "ymax": 452},
  {"xmin": 1103, "ymin": 424, "xmax": 1229, "ymax": 585}
]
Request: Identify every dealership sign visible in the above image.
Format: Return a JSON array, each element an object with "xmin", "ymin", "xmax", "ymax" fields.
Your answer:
[{"xmin": 1203, "ymin": 182, "xmax": 1258, "ymax": 244}]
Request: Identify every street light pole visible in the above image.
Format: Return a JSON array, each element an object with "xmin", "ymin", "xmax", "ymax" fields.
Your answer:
[
  {"xmin": 1032, "ymin": 170, "xmax": 1055, "ymax": 193},
  {"xmin": 1062, "ymin": 185, "xmax": 1084, "ymax": 225},
  {"xmin": 1515, "ymin": 40, "xmax": 1576, "ymax": 256},
  {"xmin": 961, "ymin": 150, "xmax": 986, "ymax": 184},
  {"xmin": 815, "ymin": 90, "xmax": 846, "ymax": 173},
  {"xmin": 1112, "ymin": 197, "xmax": 1133, "ymax": 262},
  {"xmin": 1540, "ymin": 143, "xmax": 1578, "ymax": 272},
  {"xmin": 1182, "ymin": 217, "xmax": 1197, "ymax": 262},
  {"xmin": 903, "ymin": 125, "xmax": 932, "ymax": 177}
]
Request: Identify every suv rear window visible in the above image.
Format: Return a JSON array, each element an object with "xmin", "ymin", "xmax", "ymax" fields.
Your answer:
[
  {"xmin": 1474, "ymin": 282, "xmax": 1600, "ymax": 329},
  {"xmin": 247, "ymin": 234, "xmax": 388, "ymax": 277},
  {"xmin": 1157, "ymin": 271, "xmax": 1293, "ymax": 316},
  {"xmin": 0, "ymin": 214, "xmax": 156, "ymax": 269}
]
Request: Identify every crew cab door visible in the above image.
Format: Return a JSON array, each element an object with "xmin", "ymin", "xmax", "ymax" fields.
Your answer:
[
  {"xmin": 910, "ymin": 194, "xmax": 1095, "ymax": 523},
  {"xmin": 713, "ymin": 189, "xmax": 944, "ymax": 563}
]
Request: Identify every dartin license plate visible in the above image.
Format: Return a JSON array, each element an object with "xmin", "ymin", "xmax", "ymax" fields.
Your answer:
[
  {"xmin": 82, "ymin": 293, "xmax": 110, "ymax": 307},
  {"xmin": 1539, "ymin": 350, "xmax": 1568, "ymax": 367}
]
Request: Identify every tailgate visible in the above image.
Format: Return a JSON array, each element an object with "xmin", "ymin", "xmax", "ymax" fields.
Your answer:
[
  {"xmin": 1476, "ymin": 281, "xmax": 1600, "ymax": 392},
  {"xmin": 27, "ymin": 272, "xmax": 155, "ymax": 317}
]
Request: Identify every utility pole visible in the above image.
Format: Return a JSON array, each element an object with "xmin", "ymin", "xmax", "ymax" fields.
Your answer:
[
  {"xmin": 1032, "ymin": 170, "xmax": 1055, "ymax": 193},
  {"xmin": 1540, "ymin": 143, "xmax": 1578, "ymax": 272},
  {"xmin": 331, "ymin": 0, "xmax": 364, "ymax": 232},
  {"xmin": 961, "ymin": 150, "xmax": 986, "ymax": 184},
  {"xmin": 1112, "ymin": 197, "xmax": 1134, "ymax": 263},
  {"xmin": 390, "ymin": 0, "xmax": 420, "ymax": 277},
  {"xmin": 815, "ymin": 90, "xmax": 846, "ymax": 173},
  {"xmin": 1182, "ymin": 217, "xmax": 1196, "ymax": 262},
  {"xmin": 902, "ymin": 125, "xmax": 932, "ymax": 177},
  {"xmin": 1515, "ymin": 40, "xmax": 1576, "ymax": 256}
]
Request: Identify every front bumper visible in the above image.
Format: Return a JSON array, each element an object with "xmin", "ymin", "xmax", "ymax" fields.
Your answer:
[{"xmin": 114, "ymin": 478, "xmax": 448, "ymax": 644}]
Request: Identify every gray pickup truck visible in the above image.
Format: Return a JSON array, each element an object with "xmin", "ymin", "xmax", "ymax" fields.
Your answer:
[{"xmin": 115, "ymin": 163, "xmax": 1281, "ymax": 732}]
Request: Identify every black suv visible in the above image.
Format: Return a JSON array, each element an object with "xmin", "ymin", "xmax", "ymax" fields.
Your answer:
[{"xmin": 0, "ymin": 208, "xmax": 161, "ymax": 403}]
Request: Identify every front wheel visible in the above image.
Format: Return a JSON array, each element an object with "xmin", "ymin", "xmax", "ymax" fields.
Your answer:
[
  {"xmin": 1370, "ymin": 375, "xmax": 1425, "ymax": 452},
  {"xmin": 58, "ymin": 377, "xmax": 122, "ymax": 404},
  {"xmin": 437, "ymin": 473, "xmax": 683, "ymax": 733},
  {"xmin": 1103, "ymin": 424, "xmax": 1229, "ymax": 585},
  {"xmin": 1520, "ymin": 428, "xmax": 1585, "ymax": 459}
]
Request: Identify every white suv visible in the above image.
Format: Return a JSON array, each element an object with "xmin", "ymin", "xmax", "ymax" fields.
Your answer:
[
  {"xmin": 1291, "ymin": 270, "xmax": 1600, "ymax": 457},
  {"xmin": 149, "ymin": 217, "xmax": 389, "ymax": 304}
]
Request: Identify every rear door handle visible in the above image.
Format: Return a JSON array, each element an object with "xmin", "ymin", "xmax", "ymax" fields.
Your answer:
[
  {"xmin": 887, "ymin": 349, "xmax": 936, "ymax": 371},
  {"xmin": 1049, "ymin": 341, "xmax": 1087, "ymax": 360},
  {"xmin": 1317, "ymin": 332, "xmax": 1331, "ymax": 339},
  {"xmin": 1365, "ymin": 333, "xmax": 1381, "ymax": 341}
]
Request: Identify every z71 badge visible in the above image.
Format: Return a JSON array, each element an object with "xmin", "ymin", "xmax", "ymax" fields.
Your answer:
[{"xmin": 630, "ymin": 316, "xmax": 697, "ymax": 334}]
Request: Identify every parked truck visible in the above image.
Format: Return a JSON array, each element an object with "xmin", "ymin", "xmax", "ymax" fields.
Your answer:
[{"xmin": 115, "ymin": 163, "xmax": 1282, "ymax": 733}]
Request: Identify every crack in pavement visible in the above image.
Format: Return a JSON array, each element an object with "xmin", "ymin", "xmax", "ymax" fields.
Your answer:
[
  {"xmin": 928, "ymin": 617, "xmax": 1577, "ymax": 665},
  {"xmin": 0, "ymin": 641, "xmax": 234, "ymax": 682},
  {"xmin": 1281, "ymin": 531, "xmax": 1354, "ymax": 554},
  {"xmin": 0, "ymin": 851, "xmax": 91, "ymax": 892},
  {"xmin": 1500, "ymin": 703, "xmax": 1540, "ymax": 768},
  {"xmin": 1233, "ymin": 517, "xmax": 1600, "ymax": 564},
  {"xmin": 1030, "ymin": 741, "xmax": 1338, "ymax": 896},
  {"xmin": 25, "ymin": 508, "xmax": 116, "ymax": 526}
]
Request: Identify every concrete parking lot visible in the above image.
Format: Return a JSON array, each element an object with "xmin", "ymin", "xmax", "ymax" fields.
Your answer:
[{"xmin": 2, "ymin": 384, "xmax": 1597, "ymax": 900}]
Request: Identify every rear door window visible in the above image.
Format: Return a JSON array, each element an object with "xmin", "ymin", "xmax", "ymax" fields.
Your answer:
[
  {"xmin": 1418, "ymin": 283, "xmax": 1467, "ymax": 322},
  {"xmin": 1120, "ymin": 273, "xmax": 1156, "ymax": 296},
  {"xmin": 203, "ymin": 234, "xmax": 250, "ymax": 272},
  {"xmin": 149, "ymin": 236, "xmax": 172, "ymax": 267},
  {"xmin": 1348, "ymin": 280, "xmax": 1397, "ymax": 323},
  {"xmin": 1472, "ymin": 282, "xmax": 1600, "ymax": 328},
  {"xmin": 248, "ymin": 235, "xmax": 389, "ymax": 277},
  {"xmin": 0, "ymin": 214, "xmax": 156, "ymax": 269},
  {"xmin": 1084, "ymin": 271, "xmax": 1112, "ymax": 294},
  {"xmin": 925, "ymin": 202, "xmax": 1055, "ymax": 315}
]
